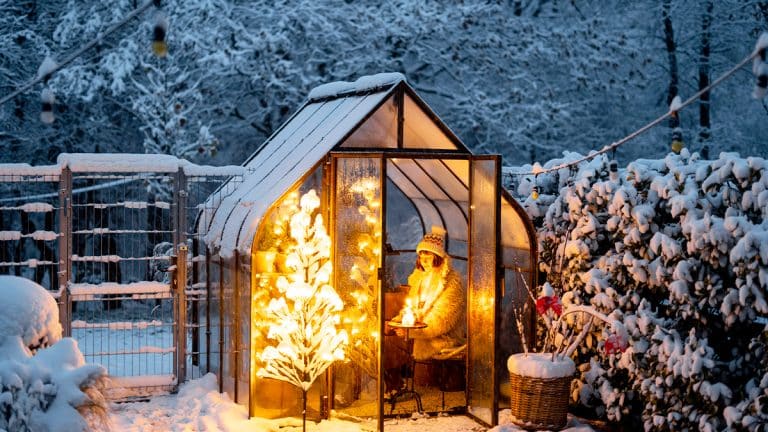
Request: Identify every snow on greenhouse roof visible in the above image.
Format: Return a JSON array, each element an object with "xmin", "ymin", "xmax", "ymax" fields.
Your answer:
[{"xmin": 307, "ymin": 72, "xmax": 405, "ymax": 102}]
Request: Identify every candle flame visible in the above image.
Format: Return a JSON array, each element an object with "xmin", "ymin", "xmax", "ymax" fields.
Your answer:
[{"xmin": 402, "ymin": 299, "xmax": 416, "ymax": 326}]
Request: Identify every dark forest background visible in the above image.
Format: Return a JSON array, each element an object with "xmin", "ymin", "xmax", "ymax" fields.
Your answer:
[{"xmin": 2, "ymin": 0, "xmax": 767, "ymax": 167}]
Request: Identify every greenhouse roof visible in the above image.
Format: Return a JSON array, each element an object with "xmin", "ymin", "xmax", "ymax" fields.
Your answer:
[{"xmin": 203, "ymin": 73, "xmax": 530, "ymax": 260}]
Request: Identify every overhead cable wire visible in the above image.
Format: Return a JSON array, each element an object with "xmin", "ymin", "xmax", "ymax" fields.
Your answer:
[
  {"xmin": 508, "ymin": 38, "xmax": 765, "ymax": 179},
  {"xmin": 0, "ymin": 0, "xmax": 158, "ymax": 107}
]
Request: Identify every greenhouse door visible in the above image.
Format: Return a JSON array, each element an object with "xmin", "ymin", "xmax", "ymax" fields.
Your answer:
[
  {"xmin": 466, "ymin": 156, "xmax": 501, "ymax": 426},
  {"xmin": 331, "ymin": 156, "xmax": 385, "ymax": 426}
]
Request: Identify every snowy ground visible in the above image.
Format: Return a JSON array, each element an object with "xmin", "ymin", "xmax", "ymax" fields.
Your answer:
[{"xmin": 109, "ymin": 374, "xmax": 595, "ymax": 432}]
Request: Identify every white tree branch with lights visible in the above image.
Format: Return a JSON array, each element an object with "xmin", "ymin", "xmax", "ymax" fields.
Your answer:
[{"xmin": 257, "ymin": 189, "xmax": 348, "ymax": 429}]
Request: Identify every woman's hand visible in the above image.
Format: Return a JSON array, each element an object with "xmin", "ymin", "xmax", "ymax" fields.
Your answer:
[
  {"xmin": 384, "ymin": 321, "xmax": 408, "ymax": 337},
  {"xmin": 385, "ymin": 321, "xmax": 396, "ymax": 336}
]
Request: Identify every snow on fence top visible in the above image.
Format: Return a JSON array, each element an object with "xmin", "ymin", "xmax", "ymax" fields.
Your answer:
[
  {"xmin": 307, "ymin": 72, "xmax": 405, "ymax": 101},
  {"xmin": 0, "ymin": 163, "xmax": 61, "ymax": 177},
  {"xmin": 0, "ymin": 154, "xmax": 245, "ymax": 177}
]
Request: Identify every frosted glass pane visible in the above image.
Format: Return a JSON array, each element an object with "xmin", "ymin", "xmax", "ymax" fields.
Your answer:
[
  {"xmin": 237, "ymin": 253, "xmax": 251, "ymax": 406},
  {"xmin": 467, "ymin": 159, "xmax": 498, "ymax": 426},
  {"xmin": 339, "ymin": 95, "xmax": 398, "ymax": 148},
  {"xmin": 333, "ymin": 157, "xmax": 382, "ymax": 419},
  {"xmin": 411, "ymin": 198, "xmax": 442, "ymax": 233},
  {"xmin": 424, "ymin": 160, "xmax": 469, "ymax": 201},
  {"xmin": 434, "ymin": 200, "xmax": 468, "ymax": 244},
  {"xmin": 443, "ymin": 159, "xmax": 469, "ymax": 186},
  {"xmin": 501, "ymin": 197, "xmax": 530, "ymax": 251},
  {"xmin": 386, "ymin": 160, "xmax": 424, "ymax": 198},
  {"xmin": 248, "ymin": 169, "xmax": 325, "ymax": 419},
  {"xmin": 499, "ymin": 268, "xmax": 534, "ymax": 410},
  {"xmin": 403, "ymin": 95, "xmax": 457, "ymax": 149},
  {"xmin": 391, "ymin": 159, "xmax": 448, "ymax": 199},
  {"xmin": 221, "ymin": 257, "xmax": 236, "ymax": 399}
]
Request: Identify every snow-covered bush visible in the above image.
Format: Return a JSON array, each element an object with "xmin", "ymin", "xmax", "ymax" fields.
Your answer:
[
  {"xmin": 0, "ymin": 276, "xmax": 62, "ymax": 353},
  {"xmin": 0, "ymin": 276, "xmax": 109, "ymax": 431},
  {"xmin": 513, "ymin": 150, "xmax": 768, "ymax": 430}
]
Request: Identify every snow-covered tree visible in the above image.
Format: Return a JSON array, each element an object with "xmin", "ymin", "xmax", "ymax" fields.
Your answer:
[
  {"xmin": 513, "ymin": 150, "xmax": 768, "ymax": 430},
  {"xmin": 256, "ymin": 189, "xmax": 348, "ymax": 432},
  {"xmin": 3, "ymin": 1, "xmax": 768, "ymax": 167}
]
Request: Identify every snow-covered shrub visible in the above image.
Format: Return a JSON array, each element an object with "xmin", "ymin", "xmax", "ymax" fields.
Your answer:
[
  {"xmin": 0, "ymin": 276, "xmax": 109, "ymax": 431},
  {"xmin": 0, "ymin": 276, "xmax": 62, "ymax": 353},
  {"xmin": 0, "ymin": 336, "xmax": 109, "ymax": 432},
  {"xmin": 513, "ymin": 150, "xmax": 768, "ymax": 430}
]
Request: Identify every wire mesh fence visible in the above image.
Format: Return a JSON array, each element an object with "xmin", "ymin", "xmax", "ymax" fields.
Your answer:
[
  {"xmin": 0, "ymin": 169, "xmax": 61, "ymax": 293},
  {"xmin": 0, "ymin": 160, "xmax": 242, "ymax": 399}
]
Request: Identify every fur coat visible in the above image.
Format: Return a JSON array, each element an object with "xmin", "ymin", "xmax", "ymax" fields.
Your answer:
[{"xmin": 404, "ymin": 261, "xmax": 466, "ymax": 361}]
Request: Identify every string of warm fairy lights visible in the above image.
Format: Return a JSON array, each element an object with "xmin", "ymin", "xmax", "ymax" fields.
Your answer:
[
  {"xmin": 0, "ymin": 0, "xmax": 168, "ymax": 118},
  {"xmin": 509, "ymin": 33, "xmax": 768, "ymax": 199}
]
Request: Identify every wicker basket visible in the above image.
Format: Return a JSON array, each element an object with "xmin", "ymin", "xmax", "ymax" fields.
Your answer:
[{"xmin": 508, "ymin": 370, "xmax": 572, "ymax": 430}]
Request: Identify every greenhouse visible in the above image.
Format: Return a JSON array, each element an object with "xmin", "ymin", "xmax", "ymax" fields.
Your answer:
[{"xmin": 197, "ymin": 73, "xmax": 537, "ymax": 429}]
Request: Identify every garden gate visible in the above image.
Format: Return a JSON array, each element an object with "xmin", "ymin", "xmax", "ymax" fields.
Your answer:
[{"xmin": 0, "ymin": 155, "xmax": 242, "ymax": 399}]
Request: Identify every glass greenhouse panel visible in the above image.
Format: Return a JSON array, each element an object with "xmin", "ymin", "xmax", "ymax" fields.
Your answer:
[
  {"xmin": 403, "ymin": 95, "xmax": 457, "ymax": 150},
  {"xmin": 501, "ymin": 198, "xmax": 530, "ymax": 251},
  {"xmin": 499, "ymin": 267, "xmax": 534, "ymax": 365},
  {"xmin": 333, "ymin": 157, "xmax": 383, "ymax": 419},
  {"xmin": 467, "ymin": 158, "xmax": 498, "ymax": 426},
  {"xmin": 248, "ymin": 167, "xmax": 325, "ymax": 419},
  {"xmin": 237, "ymin": 252, "xmax": 251, "ymax": 406},
  {"xmin": 386, "ymin": 160, "xmax": 424, "ymax": 198},
  {"xmin": 422, "ymin": 160, "xmax": 470, "ymax": 201},
  {"xmin": 339, "ymin": 95, "xmax": 398, "ymax": 148},
  {"xmin": 221, "ymin": 257, "xmax": 236, "ymax": 400},
  {"xmin": 442, "ymin": 159, "xmax": 470, "ymax": 187}
]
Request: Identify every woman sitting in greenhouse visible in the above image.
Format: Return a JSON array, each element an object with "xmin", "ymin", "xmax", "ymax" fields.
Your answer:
[{"xmin": 385, "ymin": 226, "xmax": 466, "ymax": 393}]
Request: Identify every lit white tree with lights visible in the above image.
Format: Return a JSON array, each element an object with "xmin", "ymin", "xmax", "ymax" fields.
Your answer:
[{"xmin": 257, "ymin": 189, "xmax": 348, "ymax": 431}]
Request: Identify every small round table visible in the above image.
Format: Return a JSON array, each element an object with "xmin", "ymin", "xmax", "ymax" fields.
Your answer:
[{"xmin": 385, "ymin": 321, "xmax": 427, "ymax": 414}]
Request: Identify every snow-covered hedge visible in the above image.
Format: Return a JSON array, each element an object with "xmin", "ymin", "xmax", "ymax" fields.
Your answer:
[{"xmin": 514, "ymin": 150, "xmax": 768, "ymax": 431}]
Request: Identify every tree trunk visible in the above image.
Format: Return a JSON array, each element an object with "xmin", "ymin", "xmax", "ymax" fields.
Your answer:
[
  {"xmin": 698, "ymin": 0, "xmax": 713, "ymax": 156},
  {"xmin": 758, "ymin": 2, "xmax": 768, "ymax": 30},
  {"xmin": 302, "ymin": 388, "xmax": 308, "ymax": 432},
  {"xmin": 662, "ymin": 0, "xmax": 679, "ymax": 113}
]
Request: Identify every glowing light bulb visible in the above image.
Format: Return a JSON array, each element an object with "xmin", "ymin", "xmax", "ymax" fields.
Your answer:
[
  {"xmin": 671, "ymin": 128, "xmax": 684, "ymax": 154},
  {"xmin": 151, "ymin": 12, "xmax": 169, "ymax": 58}
]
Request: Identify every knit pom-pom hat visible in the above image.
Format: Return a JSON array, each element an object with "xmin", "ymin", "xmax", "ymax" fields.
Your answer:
[{"xmin": 416, "ymin": 226, "xmax": 447, "ymax": 258}]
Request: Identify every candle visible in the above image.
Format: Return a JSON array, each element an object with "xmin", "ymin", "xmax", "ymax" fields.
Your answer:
[{"xmin": 402, "ymin": 299, "xmax": 416, "ymax": 326}]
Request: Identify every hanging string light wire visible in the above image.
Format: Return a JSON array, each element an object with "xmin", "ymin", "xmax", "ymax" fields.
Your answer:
[
  {"xmin": 0, "ymin": 0, "xmax": 160, "ymax": 107},
  {"xmin": 508, "ymin": 33, "xmax": 768, "ymax": 180}
]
